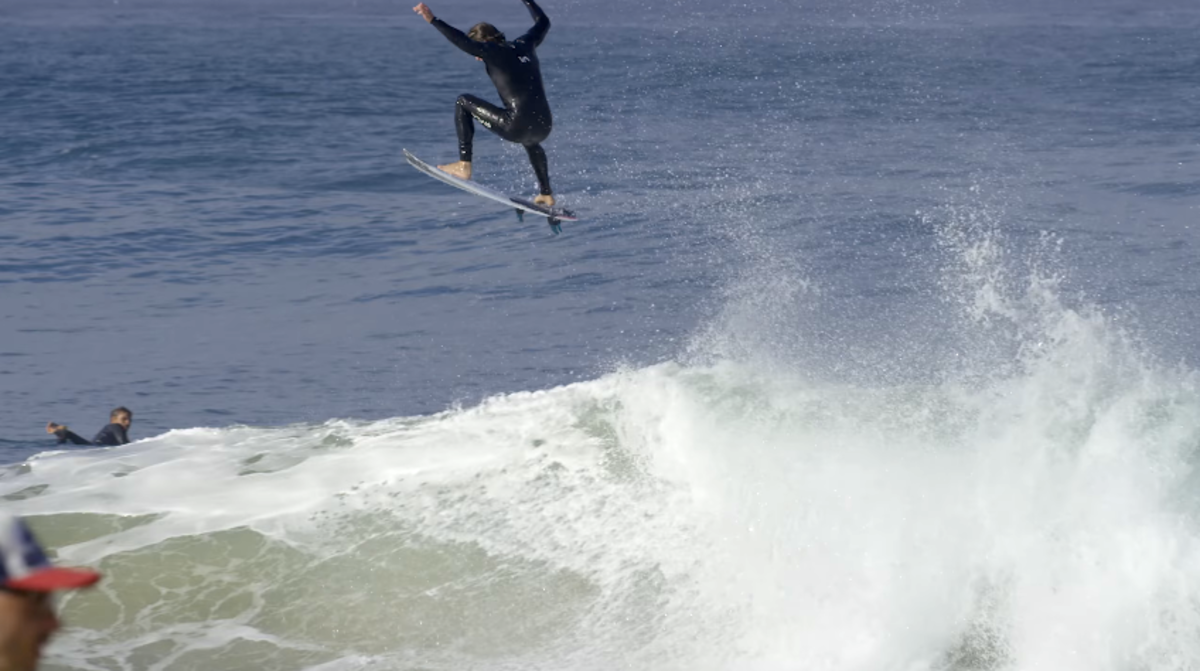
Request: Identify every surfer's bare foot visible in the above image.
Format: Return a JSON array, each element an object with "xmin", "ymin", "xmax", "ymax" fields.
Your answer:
[
  {"xmin": 46, "ymin": 422, "xmax": 65, "ymax": 434},
  {"xmin": 534, "ymin": 194, "xmax": 555, "ymax": 208},
  {"xmin": 437, "ymin": 161, "xmax": 472, "ymax": 180}
]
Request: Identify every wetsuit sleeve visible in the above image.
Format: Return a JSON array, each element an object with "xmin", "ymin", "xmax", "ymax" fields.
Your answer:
[
  {"xmin": 431, "ymin": 18, "xmax": 489, "ymax": 58},
  {"xmin": 516, "ymin": 0, "xmax": 550, "ymax": 47},
  {"xmin": 54, "ymin": 428, "xmax": 93, "ymax": 446}
]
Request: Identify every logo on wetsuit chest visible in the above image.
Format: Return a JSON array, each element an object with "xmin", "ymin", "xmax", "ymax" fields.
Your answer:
[{"xmin": 518, "ymin": 56, "xmax": 531, "ymax": 63}]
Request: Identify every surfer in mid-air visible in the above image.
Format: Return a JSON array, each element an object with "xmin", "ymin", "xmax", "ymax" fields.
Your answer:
[{"xmin": 412, "ymin": 0, "xmax": 557, "ymax": 208}]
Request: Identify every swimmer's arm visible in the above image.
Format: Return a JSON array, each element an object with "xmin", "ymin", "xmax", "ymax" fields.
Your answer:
[{"xmin": 55, "ymin": 428, "xmax": 93, "ymax": 445}]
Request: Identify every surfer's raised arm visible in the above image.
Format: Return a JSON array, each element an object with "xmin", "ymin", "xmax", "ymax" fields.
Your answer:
[
  {"xmin": 517, "ymin": 0, "xmax": 550, "ymax": 47},
  {"xmin": 412, "ymin": 3, "xmax": 489, "ymax": 58}
]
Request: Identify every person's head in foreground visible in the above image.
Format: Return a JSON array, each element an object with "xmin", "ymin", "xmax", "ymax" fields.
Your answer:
[{"xmin": 0, "ymin": 513, "xmax": 100, "ymax": 671}]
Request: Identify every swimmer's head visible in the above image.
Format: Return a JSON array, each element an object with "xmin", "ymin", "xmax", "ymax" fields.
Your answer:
[
  {"xmin": 110, "ymin": 407, "xmax": 132, "ymax": 428},
  {"xmin": 468, "ymin": 22, "xmax": 506, "ymax": 44}
]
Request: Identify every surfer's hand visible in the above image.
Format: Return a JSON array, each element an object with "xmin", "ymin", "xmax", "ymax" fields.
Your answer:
[{"xmin": 413, "ymin": 3, "xmax": 434, "ymax": 22}]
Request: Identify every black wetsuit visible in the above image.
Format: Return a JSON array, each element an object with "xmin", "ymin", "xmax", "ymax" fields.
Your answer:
[
  {"xmin": 55, "ymin": 423, "xmax": 130, "ymax": 447},
  {"xmin": 430, "ymin": 0, "xmax": 554, "ymax": 195}
]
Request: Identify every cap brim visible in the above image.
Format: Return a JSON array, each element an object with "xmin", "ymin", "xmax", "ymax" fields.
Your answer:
[{"xmin": 5, "ymin": 567, "xmax": 101, "ymax": 592}]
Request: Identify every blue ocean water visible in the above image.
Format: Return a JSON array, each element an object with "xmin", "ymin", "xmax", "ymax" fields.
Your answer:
[{"xmin": 3, "ymin": 0, "xmax": 1200, "ymax": 669}]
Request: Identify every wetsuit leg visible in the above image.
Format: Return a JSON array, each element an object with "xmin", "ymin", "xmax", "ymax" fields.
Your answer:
[
  {"xmin": 456, "ymin": 95, "xmax": 552, "ymax": 195},
  {"xmin": 524, "ymin": 143, "xmax": 552, "ymax": 195},
  {"xmin": 455, "ymin": 94, "xmax": 515, "ymax": 161}
]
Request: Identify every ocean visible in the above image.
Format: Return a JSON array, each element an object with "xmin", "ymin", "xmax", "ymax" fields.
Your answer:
[{"xmin": 3, "ymin": 0, "xmax": 1200, "ymax": 668}]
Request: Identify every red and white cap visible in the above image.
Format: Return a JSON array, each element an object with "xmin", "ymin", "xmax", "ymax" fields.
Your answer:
[{"xmin": 0, "ymin": 513, "xmax": 100, "ymax": 591}]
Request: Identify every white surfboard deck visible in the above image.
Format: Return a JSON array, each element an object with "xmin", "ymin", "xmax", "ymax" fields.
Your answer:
[{"xmin": 404, "ymin": 149, "xmax": 578, "ymax": 223}]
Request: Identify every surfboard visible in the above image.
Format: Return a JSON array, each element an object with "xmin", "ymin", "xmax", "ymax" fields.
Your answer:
[{"xmin": 403, "ymin": 149, "xmax": 578, "ymax": 233}]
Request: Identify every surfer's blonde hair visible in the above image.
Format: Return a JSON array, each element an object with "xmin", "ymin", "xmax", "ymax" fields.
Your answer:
[{"xmin": 468, "ymin": 22, "xmax": 506, "ymax": 44}]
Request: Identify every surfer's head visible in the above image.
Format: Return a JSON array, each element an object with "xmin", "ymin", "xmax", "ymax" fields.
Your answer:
[
  {"xmin": 468, "ymin": 22, "xmax": 506, "ymax": 44},
  {"xmin": 110, "ymin": 406, "xmax": 133, "ymax": 429}
]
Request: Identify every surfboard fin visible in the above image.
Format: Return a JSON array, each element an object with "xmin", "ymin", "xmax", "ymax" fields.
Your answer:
[
  {"xmin": 548, "ymin": 217, "xmax": 561, "ymax": 235},
  {"xmin": 516, "ymin": 209, "xmax": 524, "ymax": 222}
]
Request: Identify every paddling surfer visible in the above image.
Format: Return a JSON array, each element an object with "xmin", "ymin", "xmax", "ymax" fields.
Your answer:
[
  {"xmin": 412, "ymin": 0, "xmax": 557, "ymax": 208},
  {"xmin": 45, "ymin": 406, "xmax": 133, "ymax": 446}
]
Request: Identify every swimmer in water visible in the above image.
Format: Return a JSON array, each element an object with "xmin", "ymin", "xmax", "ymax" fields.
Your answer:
[{"xmin": 45, "ymin": 406, "xmax": 133, "ymax": 446}]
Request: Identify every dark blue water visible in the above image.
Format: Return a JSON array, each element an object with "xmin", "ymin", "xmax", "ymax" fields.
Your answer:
[{"xmin": 3, "ymin": 0, "xmax": 1198, "ymax": 457}]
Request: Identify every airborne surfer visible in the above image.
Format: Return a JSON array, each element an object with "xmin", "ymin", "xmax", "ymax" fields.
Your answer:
[{"xmin": 412, "ymin": 0, "xmax": 557, "ymax": 208}]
